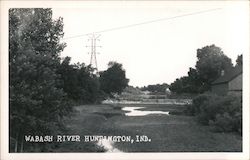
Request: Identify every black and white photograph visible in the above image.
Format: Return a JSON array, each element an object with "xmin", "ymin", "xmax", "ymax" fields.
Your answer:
[{"xmin": 0, "ymin": 0, "xmax": 249, "ymax": 160}]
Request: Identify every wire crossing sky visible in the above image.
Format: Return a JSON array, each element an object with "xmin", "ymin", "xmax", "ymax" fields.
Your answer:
[
  {"xmin": 53, "ymin": 1, "xmax": 249, "ymax": 87},
  {"xmin": 62, "ymin": 8, "xmax": 221, "ymax": 40}
]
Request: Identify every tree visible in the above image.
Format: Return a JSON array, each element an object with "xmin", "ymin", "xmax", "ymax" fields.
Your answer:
[
  {"xmin": 195, "ymin": 44, "xmax": 233, "ymax": 92},
  {"xmin": 169, "ymin": 67, "xmax": 200, "ymax": 94},
  {"xmin": 9, "ymin": 8, "xmax": 70, "ymax": 152},
  {"xmin": 169, "ymin": 76, "xmax": 193, "ymax": 94},
  {"xmin": 169, "ymin": 45, "xmax": 233, "ymax": 94},
  {"xmin": 141, "ymin": 83, "xmax": 169, "ymax": 94},
  {"xmin": 169, "ymin": 78, "xmax": 184, "ymax": 94},
  {"xmin": 186, "ymin": 67, "xmax": 201, "ymax": 93},
  {"xmin": 99, "ymin": 61, "xmax": 129, "ymax": 95},
  {"xmin": 57, "ymin": 57, "xmax": 100, "ymax": 103}
]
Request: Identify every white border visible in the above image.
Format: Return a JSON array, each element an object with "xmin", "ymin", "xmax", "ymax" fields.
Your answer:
[{"xmin": 1, "ymin": 1, "xmax": 249, "ymax": 160}]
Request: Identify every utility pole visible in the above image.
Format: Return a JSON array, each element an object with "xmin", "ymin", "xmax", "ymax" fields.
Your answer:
[{"xmin": 86, "ymin": 33, "xmax": 101, "ymax": 75}]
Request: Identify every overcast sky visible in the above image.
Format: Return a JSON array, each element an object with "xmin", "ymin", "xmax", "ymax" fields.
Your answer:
[{"xmin": 52, "ymin": 1, "xmax": 249, "ymax": 87}]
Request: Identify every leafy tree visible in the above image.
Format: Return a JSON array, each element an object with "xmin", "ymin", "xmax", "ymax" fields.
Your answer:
[
  {"xmin": 169, "ymin": 76, "xmax": 192, "ymax": 94},
  {"xmin": 57, "ymin": 57, "xmax": 79, "ymax": 100},
  {"xmin": 99, "ymin": 61, "xmax": 129, "ymax": 95},
  {"xmin": 170, "ymin": 45, "xmax": 233, "ymax": 94},
  {"xmin": 141, "ymin": 83, "xmax": 169, "ymax": 94},
  {"xmin": 57, "ymin": 57, "xmax": 100, "ymax": 104},
  {"xmin": 186, "ymin": 67, "xmax": 201, "ymax": 93},
  {"xmin": 9, "ymin": 8, "xmax": 70, "ymax": 152},
  {"xmin": 195, "ymin": 44, "xmax": 233, "ymax": 92},
  {"xmin": 169, "ymin": 78, "xmax": 184, "ymax": 94}
]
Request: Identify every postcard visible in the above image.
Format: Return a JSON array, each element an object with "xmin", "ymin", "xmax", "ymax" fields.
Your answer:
[{"xmin": 1, "ymin": 1, "xmax": 249, "ymax": 160}]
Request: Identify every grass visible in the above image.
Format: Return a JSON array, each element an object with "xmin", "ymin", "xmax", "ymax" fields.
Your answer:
[{"xmin": 54, "ymin": 104, "xmax": 242, "ymax": 152}]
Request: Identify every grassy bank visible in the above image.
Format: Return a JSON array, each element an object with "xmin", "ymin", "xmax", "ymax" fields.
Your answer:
[{"xmin": 54, "ymin": 104, "xmax": 242, "ymax": 152}]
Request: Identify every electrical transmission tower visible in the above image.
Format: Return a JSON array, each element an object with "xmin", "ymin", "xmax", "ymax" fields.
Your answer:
[{"xmin": 86, "ymin": 33, "xmax": 101, "ymax": 75}]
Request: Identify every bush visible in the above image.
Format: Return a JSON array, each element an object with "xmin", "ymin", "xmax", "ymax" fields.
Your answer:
[
  {"xmin": 186, "ymin": 93, "xmax": 216, "ymax": 116},
  {"xmin": 210, "ymin": 113, "xmax": 235, "ymax": 132},
  {"xmin": 196, "ymin": 95, "xmax": 224, "ymax": 125},
  {"xmin": 210, "ymin": 97, "xmax": 242, "ymax": 133},
  {"xmin": 189, "ymin": 93, "xmax": 242, "ymax": 134}
]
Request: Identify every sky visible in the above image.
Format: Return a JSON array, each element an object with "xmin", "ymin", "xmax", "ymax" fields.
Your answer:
[{"xmin": 52, "ymin": 1, "xmax": 249, "ymax": 87}]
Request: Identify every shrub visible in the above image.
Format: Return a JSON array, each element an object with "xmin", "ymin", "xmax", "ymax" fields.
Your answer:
[
  {"xmin": 189, "ymin": 93, "xmax": 242, "ymax": 134},
  {"xmin": 186, "ymin": 93, "xmax": 215, "ymax": 116},
  {"xmin": 210, "ymin": 96, "xmax": 242, "ymax": 133},
  {"xmin": 196, "ymin": 95, "xmax": 225, "ymax": 125},
  {"xmin": 210, "ymin": 112, "xmax": 235, "ymax": 132}
]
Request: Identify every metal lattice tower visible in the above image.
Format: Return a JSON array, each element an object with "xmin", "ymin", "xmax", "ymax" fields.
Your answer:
[{"xmin": 86, "ymin": 33, "xmax": 101, "ymax": 74}]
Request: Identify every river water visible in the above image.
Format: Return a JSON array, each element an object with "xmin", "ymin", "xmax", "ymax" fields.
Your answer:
[
  {"xmin": 122, "ymin": 106, "xmax": 169, "ymax": 116},
  {"xmin": 96, "ymin": 106, "xmax": 170, "ymax": 152}
]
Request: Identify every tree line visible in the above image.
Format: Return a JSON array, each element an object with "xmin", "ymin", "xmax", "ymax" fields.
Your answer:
[
  {"xmin": 169, "ymin": 44, "xmax": 242, "ymax": 94},
  {"xmin": 140, "ymin": 83, "xmax": 169, "ymax": 94},
  {"xmin": 9, "ymin": 8, "xmax": 129, "ymax": 152}
]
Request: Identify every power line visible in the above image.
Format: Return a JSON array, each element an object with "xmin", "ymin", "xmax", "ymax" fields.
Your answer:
[
  {"xmin": 62, "ymin": 8, "xmax": 221, "ymax": 40},
  {"xmin": 86, "ymin": 33, "xmax": 101, "ymax": 74}
]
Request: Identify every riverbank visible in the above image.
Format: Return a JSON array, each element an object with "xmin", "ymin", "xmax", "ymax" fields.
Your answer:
[{"xmin": 55, "ymin": 104, "xmax": 242, "ymax": 152}]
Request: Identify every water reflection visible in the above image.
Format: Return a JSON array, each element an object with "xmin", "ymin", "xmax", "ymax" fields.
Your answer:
[{"xmin": 122, "ymin": 107, "xmax": 169, "ymax": 116}]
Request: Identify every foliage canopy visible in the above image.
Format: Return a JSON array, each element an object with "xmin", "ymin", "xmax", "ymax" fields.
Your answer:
[
  {"xmin": 169, "ymin": 45, "xmax": 234, "ymax": 94},
  {"xmin": 99, "ymin": 61, "xmax": 129, "ymax": 95}
]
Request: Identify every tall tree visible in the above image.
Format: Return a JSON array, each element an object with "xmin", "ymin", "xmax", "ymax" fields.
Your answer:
[
  {"xmin": 169, "ymin": 78, "xmax": 185, "ymax": 94},
  {"xmin": 99, "ymin": 61, "xmax": 129, "ymax": 95},
  {"xmin": 57, "ymin": 57, "xmax": 100, "ymax": 104},
  {"xmin": 9, "ymin": 8, "xmax": 69, "ymax": 152},
  {"xmin": 170, "ymin": 45, "xmax": 233, "ymax": 94},
  {"xmin": 195, "ymin": 44, "xmax": 233, "ymax": 92}
]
